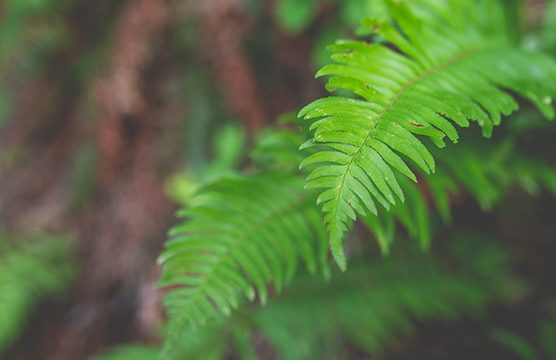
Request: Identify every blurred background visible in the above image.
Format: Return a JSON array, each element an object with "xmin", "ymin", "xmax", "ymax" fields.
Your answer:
[{"xmin": 1, "ymin": 0, "xmax": 556, "ymax": 359}]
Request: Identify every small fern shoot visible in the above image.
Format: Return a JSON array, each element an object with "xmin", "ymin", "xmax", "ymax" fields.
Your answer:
[{"xmin": 299, "ymin": 0, "xmax": 556, "ymax": 269}]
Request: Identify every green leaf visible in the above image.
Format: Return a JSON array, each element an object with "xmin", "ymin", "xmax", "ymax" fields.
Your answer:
[{"xmin": 275, "ymin": 0, "xmax": 319, "ymax": 35}]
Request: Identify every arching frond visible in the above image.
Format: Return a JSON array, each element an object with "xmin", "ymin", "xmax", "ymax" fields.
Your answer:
[
  {"xmin": 300, "ymin": 0, "xmax": 556, "ymax": 269},
  {"xmin": 158, "ymin": 174, "xmax": 328, "ymax": 351}
]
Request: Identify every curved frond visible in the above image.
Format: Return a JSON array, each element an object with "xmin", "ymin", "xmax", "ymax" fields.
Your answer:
[
  {"xmin": 159, "ymin": 174, "xmax": 328, "ymax": 349},
  {"xmin": 300, "ymin": 0, "xmax": 556, "ymax": 268}
]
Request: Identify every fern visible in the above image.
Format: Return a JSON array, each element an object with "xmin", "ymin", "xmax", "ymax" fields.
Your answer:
[
  {"xmin": 491, "ymin": 329, "xmax": 540, "ymax": 360},
  {"xmin": 365, "ymin": 137, "xmax": 556, "ymax": 253},
  {"xmin": 144, "ymin": 237, "xmax": 520, "ymax": 360},
  {"xmin": 159, "ymin": 121, "xmax": 556, "ymax": 346},
  {"xmin": 0, "ymin": 231, "xmax": 74, "ymax": 352},
  {"xmin": 94, "ymin": 320, "xmax": 256, "ymax": 360},
  {"xmin": 490, "ymin": 301, "xmax": 556, "ymax": 360},
  {"xmin": 158, "ymin": 0, "xmax": 556, "ymax": 353},
  {"xmin": 158, "ymin": 173, "xmax": 328, "ymax": 351},
  {"xmin": 299, "ymin": 0, "xmax": 556, "ymax": 269},
  {"xmin": 255, "ymin": 239, "xmax": 520, "ymax": 360}
]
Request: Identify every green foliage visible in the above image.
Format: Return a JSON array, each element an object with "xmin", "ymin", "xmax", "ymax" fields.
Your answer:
[
  {"xmin": 159, "ymin": 123, "xmax": 556, "ymax": 351},
  {"xmin": 69, "ymin": 142, "xmax": 97, "ymax": 209},
  {"xmin": 91, "ymin": 346, "xmax": 161, "ymax": 360},
  {"xmin": 158, "ymin": 173, "xmax": 329, "ymax": 351},
  {"xmin": 165, "ymin": 125, "xmax": 245, "ymax": 207},
  {"xmin": 491, "ymin": 302, "xmax": 556, "ymax": 360},
  {"xmin": 492, "ymin": 329, "xmax": 540, "ymax": 360},
  {"xmin": 157, "ymin": 1, "xmax": 556, "ymax": 357},
  {"xmin": 527, "ymin": 0, "xmax": 556, "ymax": 52},
  {"xmin": 1, "ymin": 0, "xmax": 554, "ymax": 358},
  {"xmin": 364, "ymin": 136, "xmax": 556, "ymax": 253},
  {"xmin": 92, "ymin": 321, "xmax": 243, "ymax": 360},
  {"xmin": 299, "ymin": 0, "xmax": 556, "ymax": 269},
  {"xmin": 275, "ymin": 0, "xmax": 320, "ymax": 35},
  {"xmin": 251, "ymin": 128, "xmax": 306, "ymax": 173},
  {"xmin": 274, "ymin": 0, "xmax": 389, "ymax": 69},
  {"xmin": 0, "ymin": 0, "xmax": 69, "ymax": 126},
  {"xmin": 0, "ymin": 231, "xmax": 74, "ymax": 352},
  {"xmin": 0, "ymin": 0, "xmax": 68, "ymax": 74},
  {"xmin": 121, "ymin": 237, "xmax": 521, "ymax": 360},
  {"xmin": 205, "ymin": 125, "xmax": 246, "ymax": 178},
  {"xmin": 540, "ymin": 304, "xmax": 556, "ymax": 358},
  {"xmin": 274, "ymin": 0, "xmax": 388, "ymax": 35},
  {"xmin": 254, "ymin": 239, "xmax": 520, "ymax": 360},
  {"xmin": 256, "ymin": 122, "xmax": 556, "ymax": 256}
]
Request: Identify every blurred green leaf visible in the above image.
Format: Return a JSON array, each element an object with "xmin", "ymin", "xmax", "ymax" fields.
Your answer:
[
  {"xmin": 91, "ymin": 345, "xmax": 161, "ymax": 360},
  {"xmin": 275, "ymin": 0, "xmax": 320, "ymax": 35},
  {"xmin": 0, "ymin": 231, "xmax": 75, "ymax": 352},
  {"xmin": 492, "ymin": 329, "xmax": 539, "ymax": 360}
]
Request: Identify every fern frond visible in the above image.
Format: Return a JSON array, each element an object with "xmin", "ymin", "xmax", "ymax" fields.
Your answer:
[
  {"xmin": 363, "ymin": 138, "xmax": 556, "ymax": 253},
  {"xmin": 255, "ymin": 238, "xmax": 520, "ymax": 360},
  {"xmin": 0, "ymin": 232, "xmax": 74, "ymax": 351},
  {"xmin": 158, "ymin": 173, "xmax": 328, "ymax": 350},
  {"xmin": 154, "ymin": 237, "xmax": 521, "ymax": 360},
  {"xmin": 300, "ymin": 0, "xmax": 556, "ymax": 268},
  {"xmin": 251, "ymin": 129, "xmax": 307, "ymax": 174}
]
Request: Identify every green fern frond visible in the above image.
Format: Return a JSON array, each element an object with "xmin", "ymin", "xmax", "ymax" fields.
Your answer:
[
  {"xmin": 96, "ymin": 315, "xmax": 260, "ymax": 360},
  {"xmin": 158, "ymin": 173, "xmax": 328, "ymax": 350},
  {"xmin": 152, "ymin": 237, "xmax": 521, "ymax": 360},
  {"xmin": 255, "ymin": 238, "xmax": 521, "ymax": 360},
  {"xmin": 363, "ymin": 138, "xmax": 556, "ymax": 253},
  {"xmin": 491, "ymin": 328, "xmax": 540, "ymax": 360},
  {"xmin": 251, "ymin": 129, "xmax": 307, "ymax": 174},
  {"xmin": 299, "ymin": 0, "xmax": 556, "ymax": 268},
  {"xmin": 0, "ymin": 231, "xmax": 74, "ymax": 352},
  {"xmin": 155, "ymin": 237, "xmax": 518, "ymax": 360}
]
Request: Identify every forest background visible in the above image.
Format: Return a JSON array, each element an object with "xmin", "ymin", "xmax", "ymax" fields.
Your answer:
[{"xmin": 1, "ymin": 0, "xmax": 556, "ymax": 359}]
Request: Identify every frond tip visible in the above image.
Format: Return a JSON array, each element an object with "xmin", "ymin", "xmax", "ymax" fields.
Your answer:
[{"xmin": 300, "ymin": 0, "xmax": 556, "ymax": 268}]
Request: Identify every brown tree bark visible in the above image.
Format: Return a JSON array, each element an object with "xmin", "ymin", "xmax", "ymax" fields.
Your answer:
[
  {"xmin": 195, "ymin": 0, "xmax": 268, "ymax": 134},
  {"xmin": 1, "ymin": 0, "xmax": 174, "ymax": 359}
]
